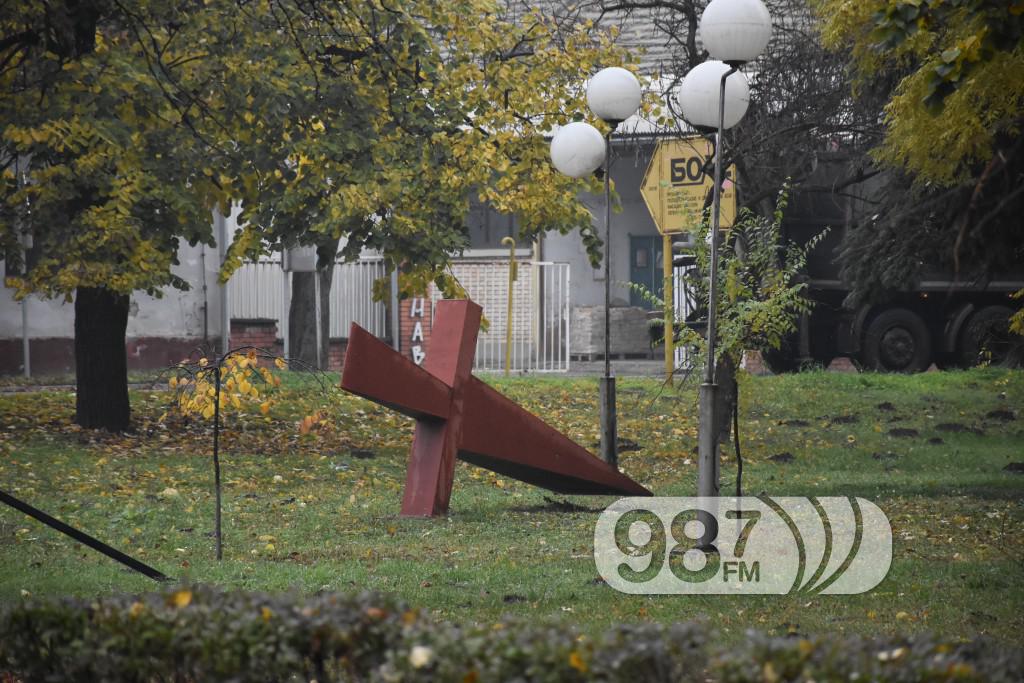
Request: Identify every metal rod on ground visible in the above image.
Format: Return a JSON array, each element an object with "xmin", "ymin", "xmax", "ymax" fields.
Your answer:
[
  {"xmin": 600, "ymin": 132, "xmax": 617, "ymax": 469},
  {"xmin": 0, "ymin": 489, "xmax": 170, "ymax": 582},
  {"xmin": 697, "ymin": 67, "xmax": 736, "ymax": 547}
]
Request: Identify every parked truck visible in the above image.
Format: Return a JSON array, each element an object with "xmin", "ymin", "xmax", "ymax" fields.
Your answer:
[{"xmin": 763, "ymin": 155, "xmax": 1023, "ymax": 373}]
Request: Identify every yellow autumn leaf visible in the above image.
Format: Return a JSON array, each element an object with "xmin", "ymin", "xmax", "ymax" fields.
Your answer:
[
  {"xmin": 274, "ymin": 357, "xmax": 287, "ymax": 370},
  {"xmin": 260, "ymin": 401, "xmax": 271, "ymax": 415},
  {"xmin": 261, "ymin": 606, "xmax": 273, "ymax": 621},
  {"xmin": 169, "ymin": 589, "xmax": 192, "ymax": 608},
  {"xmin": 202, "ymin": 403, "xmax": 215, "ymax": 419},
  {"xmin": 568, "ymin": 651, "xmax": 587, "ymax": 673},
  {"xmin": 231, "ymin": 394, "xmax": 241, "ymax": 409}
]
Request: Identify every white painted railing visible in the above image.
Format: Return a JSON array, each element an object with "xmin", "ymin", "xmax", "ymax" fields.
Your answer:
[
  {"xmin": 435, "ymin": 260, "xmax": 571, "ymax": 373},
  {"xmin": 673, "ymin": 264, "xmax": 699, "ymax": 372},
  {"xmin": 229, "ymin": 258, "xmax": 388, "ymax": 339}
]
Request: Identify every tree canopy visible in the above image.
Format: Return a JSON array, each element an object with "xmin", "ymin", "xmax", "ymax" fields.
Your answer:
[
  {"xmin": 0, "ymin": 0, "xmax": 630, "ymax": 429},
  {"xmin": 2, "ymin": 0, "xmax": 628, "ymax": 298},
  {"xmin": 811, "ymin": 0, "xmax": 1024, "ymax": 301}
]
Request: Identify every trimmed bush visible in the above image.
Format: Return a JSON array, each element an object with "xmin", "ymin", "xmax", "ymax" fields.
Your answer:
[{"xmin": 1, "ymin": 585, "xmax": 1021, "ymax": 682}]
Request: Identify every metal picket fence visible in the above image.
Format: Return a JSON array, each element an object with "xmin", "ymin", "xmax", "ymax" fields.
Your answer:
[
  {"xmin": 434, "ymin": 260, "xmax": 571, "ymax": 373},
  {"xmin": 229, "ymin": 257, "xmax": 388, "ymax": 339}
]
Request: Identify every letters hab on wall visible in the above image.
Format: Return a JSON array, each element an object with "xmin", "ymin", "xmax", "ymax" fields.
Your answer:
[{"xmin": 409, "ymin": 296, "xmax": 426, "ymax": 365}]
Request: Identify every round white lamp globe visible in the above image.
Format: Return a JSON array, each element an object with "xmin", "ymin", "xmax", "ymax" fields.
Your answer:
[
  {"xmin": 586, "ymin": 67, "xmax": 642, "ymax": 123},
  {"xmin": 700, "ymin": 0, "xmax": 772, "ymax": 65},
  {"xmin": 550, "ymin": 121, "xmax": 606, "ymax": 178},
  {"xmin": 676, "ymin": 60, "xmax": 750, "ymax": 130}
]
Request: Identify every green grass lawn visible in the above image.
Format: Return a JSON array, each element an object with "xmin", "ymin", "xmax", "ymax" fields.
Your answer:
[{"xmin": 1, "ymin": 367, "xmax": 1022, "ymax": 643}]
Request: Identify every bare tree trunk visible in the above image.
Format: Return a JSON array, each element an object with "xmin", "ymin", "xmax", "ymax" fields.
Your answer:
[
  {"xmin": 288, "ymin": 238, "xmax": 339, "ymax": 369},
  {"xmin": 74, "ymin": 286, "xmax": 131, "ymax": 431}
]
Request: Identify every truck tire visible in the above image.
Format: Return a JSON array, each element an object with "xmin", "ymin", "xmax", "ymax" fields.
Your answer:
[
  {"xmin": 958, "ymin": 305, "xmax": 1019, "ymax": 367},
  {"xmin": 861, "ymin": 308, "xmax": 931, "ymax": 373}
]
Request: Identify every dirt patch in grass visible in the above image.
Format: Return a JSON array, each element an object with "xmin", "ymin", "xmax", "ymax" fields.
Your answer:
[{"xmin": 936, "ymin": 422, "xmax": 985, "ymax": 435}]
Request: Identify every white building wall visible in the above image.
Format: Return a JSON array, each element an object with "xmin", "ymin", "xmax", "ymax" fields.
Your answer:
[
  {"xmin": 0, "ymin": 209, "xmax": 240, "ymax": 360},
  {"xmin": 542, "ymin": 140, "xmax": 661, "ymax": 308}
]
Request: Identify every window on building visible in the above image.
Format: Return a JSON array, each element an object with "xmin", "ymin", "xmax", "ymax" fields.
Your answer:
[{"xmin": 465, "ymin": 196, "xmax": 519, "ymax": 250}]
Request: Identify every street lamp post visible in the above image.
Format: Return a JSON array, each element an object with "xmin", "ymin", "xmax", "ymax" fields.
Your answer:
[
  {"xmin": 676, "ymin": 0, "xmax": 771, "ymax": 540},
  {"xmin": 550, "ymin": 66, "xmax": 641, "ymax": 468}
]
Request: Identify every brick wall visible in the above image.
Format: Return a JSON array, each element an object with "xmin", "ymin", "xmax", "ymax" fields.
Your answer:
[
  {"xmin": 230, "ymin": 319, "xmax": 280, "ymax": 355},
  {"xmin": 230, "ymin": 318, "xmax": 350, "ymax": 371},
  {"xmin": 327, "ymin": 339, "xmax": 347, "ymax": 371}
]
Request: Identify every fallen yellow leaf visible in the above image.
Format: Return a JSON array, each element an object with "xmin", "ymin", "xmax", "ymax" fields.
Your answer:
[{"xmin": 169, "ymin": 589, "xmax": 192, "ymax": 608}]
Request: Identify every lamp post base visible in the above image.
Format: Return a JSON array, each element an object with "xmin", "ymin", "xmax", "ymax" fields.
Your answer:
[
  {"xmin": 600, "ymin": 375, "xmax": 617, "ymax": 469},
  {"xmin": 697, "ymin": 381, "xmax": 720, "ymax": 547}
]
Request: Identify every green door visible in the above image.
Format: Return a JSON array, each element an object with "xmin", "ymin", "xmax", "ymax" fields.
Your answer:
[{"xmin": 629, "ymin": 235, "xmax": 663, "ymax": 310}]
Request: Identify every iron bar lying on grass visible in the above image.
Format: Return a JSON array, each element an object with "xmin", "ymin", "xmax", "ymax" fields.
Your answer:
[{"xmin": 0, "ymin": 488, "xmax": 171, "ymax": 582}]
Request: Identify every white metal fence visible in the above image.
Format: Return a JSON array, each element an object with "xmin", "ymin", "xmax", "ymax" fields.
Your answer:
[
  {"xmin": 673, "ymin": 264, "xmax": 699, "ymax": 372},
  {"xmin": 435, "ymin": 260, "xmax": 570, "ymax": 373},
  {"xmin": 229, "ymin": 258, "xmax": 388, "ymax": 339},
  {"xmin": 229, "ymin": 257, "xmax": 570, "ymax": 373}
]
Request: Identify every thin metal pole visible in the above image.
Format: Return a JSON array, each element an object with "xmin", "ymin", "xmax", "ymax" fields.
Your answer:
[
  {"xmin": 21, "ymin": 296, "xmax": 29, "ymax": 378},
  {"xmin": 391, "ymin": 268, "xmax": 400, "ymax": 351},
  {"xmin": 216, "ymin": 208, "xmax": 230, "ymax": 356},
  {"xmin": 697, "ymin": 66, "xmax": 736, "ymax": 545},
  {"xmin": 600, "ymin": 132, "xmax": 617, "ymax": 468},
  {"xmin": 314, "ymin": 269, "xmax": 323, "ymax": 370},
  {"xmin": 604, "ymin": 133, "xmax": 612, "ymax": 381},
  {"xmin": 282, "ymin": 269, "xmax": 290, "ymax": 358},
  {"xmin": 663, "ymin": 233, "xmax": 673, "ymax": 384},
  {"xmin": 213, "ymin": 365, "xmax": 223, "ymax": 561},
  {"xmin": 502, "ymin": 237, "xmax": 516, "ymax": 376}
]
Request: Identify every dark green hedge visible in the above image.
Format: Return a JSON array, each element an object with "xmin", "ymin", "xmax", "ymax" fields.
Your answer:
[{"xmin": 1, "ymin": 585, "xmax": 1020, "ymax": 682}]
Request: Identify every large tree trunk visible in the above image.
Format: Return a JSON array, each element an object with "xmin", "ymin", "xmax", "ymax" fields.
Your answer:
[
  {"xmin": 74, "ymin": 286, "xmax": 131, "ymax": 431},
  {"xmin": 288, "ymin": 239, "xmax": 339, "ymax": 370}
]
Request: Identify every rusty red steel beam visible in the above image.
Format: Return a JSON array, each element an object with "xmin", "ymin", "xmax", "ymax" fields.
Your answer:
[{"xmin": 340, "ymin": 298, "xmax": 652, "ymax": 517}]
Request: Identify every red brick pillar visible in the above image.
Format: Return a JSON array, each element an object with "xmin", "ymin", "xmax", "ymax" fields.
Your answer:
[{"xmin": 398, "ymin": 291, "xmax": 433, "ymax": 366}]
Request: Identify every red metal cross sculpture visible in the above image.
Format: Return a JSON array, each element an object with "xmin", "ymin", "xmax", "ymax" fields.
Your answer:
[{"xmin": 341, "ymin": 299, "xmax": 652, "ymax": 516}]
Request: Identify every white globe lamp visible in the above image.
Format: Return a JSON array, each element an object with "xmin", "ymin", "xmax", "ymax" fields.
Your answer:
[
  {"xmin": 549, "ymin": 121, "xmax": 606, "ymax": 178},
  {"xmin": 676, "ymin": 60, "xmax": 750, "ymax": 130},
  {"xmin": 700, "ymin": 0, "xmax": 772, "ymax": 65},
  {"xmin": 586, "ymin": 67, "xmax": 642, "ymax": 124}
]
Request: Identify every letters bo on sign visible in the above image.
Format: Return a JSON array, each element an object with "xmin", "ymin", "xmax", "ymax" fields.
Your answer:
[{"xmin": 640, "ymin": 137, "xmax": 737, "ymax": 235}]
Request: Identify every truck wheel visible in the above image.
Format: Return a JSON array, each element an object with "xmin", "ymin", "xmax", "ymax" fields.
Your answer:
[
  {"xmin": 958, "ymin": 305, "xmax": 1019, "ymax": 367},
  {"xmin": 861, "ymin": 308, "xmax": 931, "ymax": 373}
]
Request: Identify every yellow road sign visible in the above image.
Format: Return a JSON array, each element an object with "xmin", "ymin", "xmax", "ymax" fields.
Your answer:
[{"xmin": 640, "ymin": 137, "xmax": 737, "ymax": 235}]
